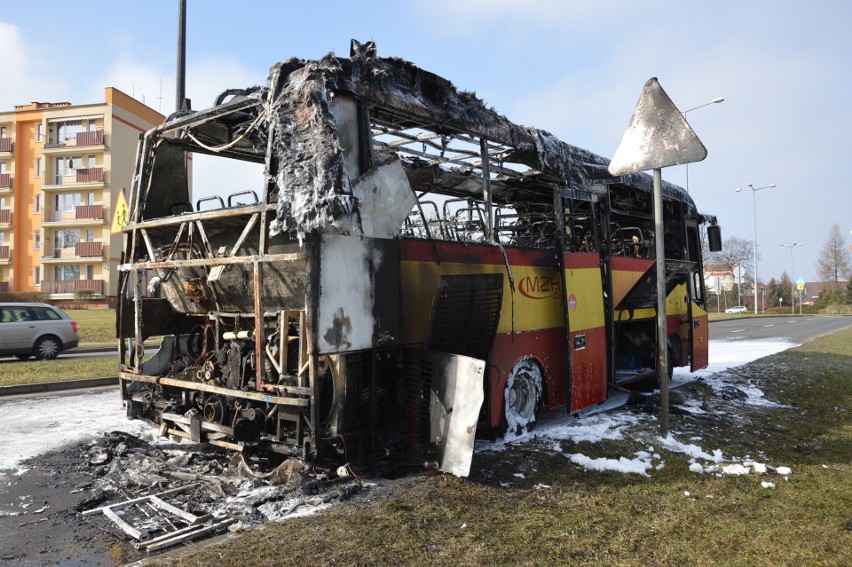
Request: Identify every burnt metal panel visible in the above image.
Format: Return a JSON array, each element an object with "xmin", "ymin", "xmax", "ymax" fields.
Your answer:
[
  {"xmin": 141, "ymin": 140, "xmax": 190, "ymax": 221},
  {"xmin": 615, "ymin": 259, "xmax": 696, "ymax": 312},
  {"xmin": 316, "ymin": 235, "xmax": 401, "ymax": 354},
  {"xmin": 117, "ymin": 297, "xmax": 197, "ymax": 339},
  {"xmin": 402, "ymin": 348, "xmax": 485, "ymax": 477},
  {"xmin": 371, "ymin": 238, "xmax": 401, "ymax": 348},
  {"xmin": 425, "ymin": 273, "xmax": 503, "ymax": 360}
]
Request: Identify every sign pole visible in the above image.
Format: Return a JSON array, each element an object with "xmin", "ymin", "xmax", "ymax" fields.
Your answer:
[
  {"xmin": 653, "ymin": 168, "xmax": 669, "ymax": 437},
  {"xmin": 608, "ymin": 78, "xmax": 708, "ymax": 439}
]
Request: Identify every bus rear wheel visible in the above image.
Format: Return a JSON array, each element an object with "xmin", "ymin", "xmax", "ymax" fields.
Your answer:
[{"xmin": 502, "ymin": 358, "xmax": 543, "ymax": 438}]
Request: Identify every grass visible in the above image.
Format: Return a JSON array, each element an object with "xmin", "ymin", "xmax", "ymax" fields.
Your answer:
[
  {"xmin": 0, "ymin": 357, "xmax": 117, "ymax": 387},
  {"xmin": 153, "ymin": 327, "xmax": 852, "ymax": 567},
  {"xmin": 65, "ymin": 308, "xmax": 117, "ymax": 348}
]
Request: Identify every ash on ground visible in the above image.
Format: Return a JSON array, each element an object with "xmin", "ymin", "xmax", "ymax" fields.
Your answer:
[{"xmin": 80, "ymin": 431, "xmax": 364, "ymax": 539}]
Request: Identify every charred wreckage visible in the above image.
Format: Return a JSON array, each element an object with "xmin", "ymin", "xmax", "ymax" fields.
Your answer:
[{"xmin": 118, "ymin": 40, "xmax": 718, "ymax": 477}]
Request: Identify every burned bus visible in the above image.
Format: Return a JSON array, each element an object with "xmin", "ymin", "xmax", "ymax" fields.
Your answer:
[{"xmin": 117, "ymin": 40, "xmax": 721, "ymax": 475}]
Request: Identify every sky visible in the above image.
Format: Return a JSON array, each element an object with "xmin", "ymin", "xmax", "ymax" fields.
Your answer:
[{"xmin": 1, "ymin": 0, "xmax": 850, "ymax": 281}]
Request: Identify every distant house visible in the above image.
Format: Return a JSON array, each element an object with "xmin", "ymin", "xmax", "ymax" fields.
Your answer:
[
  {"xmin": 801, "ymin": 280, "xmax": 848, "ymax": 305},
  {"xmin": 703, "ymin": 264, "xmax": 743, "ymax": 294}
]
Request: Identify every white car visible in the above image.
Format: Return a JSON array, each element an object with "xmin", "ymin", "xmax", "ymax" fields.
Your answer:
[
  {"xmin": 725, "ymin": 305, "xmax": 747, "ymax": 314},
  {"xmin": 0, "ymin": 303, "xmax": 80, "ymax": 360}
]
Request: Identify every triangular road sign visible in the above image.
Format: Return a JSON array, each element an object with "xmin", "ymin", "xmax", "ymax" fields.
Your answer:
[
  {"xmin": 609, "ymin": 78, "xmax": 707, "ymax": 176},
  {"xmin": 111, "ymin": 189, "xmax": 129, "ymax": 234}
]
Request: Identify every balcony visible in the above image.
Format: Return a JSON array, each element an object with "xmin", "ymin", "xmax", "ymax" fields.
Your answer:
[
  {"xmin": 76, "ymin": 241, "xmax": 104, "ymax": 257},
  {"xmin": 43, "ymin": 130, "xmax": 105, "ymax": 150},
  {"xmin": 0, "ymin": 281, "xmax": 8, "ymax": 293},
  {"xmin": 0, "ymin": 245, "xmax": 9, "ymax": 263},
  {"xmin": 42, "ymin": 241, "xmax": 104, "ymax": 262},
  {"xmin": 41, "ymin": 279, "xmax": 104, "ymax": 295},
  {"xmin": 0, "ymin": 137, "xmax": 13, "ymax": 154},
  {"xmin": 42, "ymin": 167, "xmax": 105, "ymax": 190},
  {"xmin": 0, "ymin": 173, "xmax": 11, "ymax": 191},
  {"xmin": 76, "ymin": 204, "xmax": 104, "ymax": 220},
  {"xmin": 42, "ymin": 204, "xmax": 106, "ymax": 228},
  {"xmin": 0, "ymin": 209, "xmax": 11, "ymax": 228}
]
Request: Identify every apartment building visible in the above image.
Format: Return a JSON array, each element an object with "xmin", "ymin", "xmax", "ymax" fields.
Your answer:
[{"xmin": 0, "ymin": 88, "xmax": 164, "ymax": 307}]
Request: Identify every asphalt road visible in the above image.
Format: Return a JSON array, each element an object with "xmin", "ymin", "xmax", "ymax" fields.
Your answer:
[
  {"xmin": 0, "ymin": 346, "xmax": 154, "ymax": 364},
  {"xmin": 710, "ymin": 314, "xmax": 852, "ymax": 343}
]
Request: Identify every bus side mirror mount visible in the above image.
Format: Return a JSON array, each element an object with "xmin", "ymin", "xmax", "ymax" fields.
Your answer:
[{"xmin": 707, "ymin": 225, "xmax": 722, "ymax": 252}]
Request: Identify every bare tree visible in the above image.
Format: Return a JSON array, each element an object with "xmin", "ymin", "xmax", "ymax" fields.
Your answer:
[
  {"xmin": 704, "ymin": 235, "xmax": 755, "ymax": 281},
  {"xmin": 815, "ymin": 223, "xmax": 851, "ymax": 288}
]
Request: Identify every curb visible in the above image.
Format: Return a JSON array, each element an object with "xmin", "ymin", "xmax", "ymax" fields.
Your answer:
[{"xmin": 0, "ymin": 376, "xmax": 119, "ymax": 397}]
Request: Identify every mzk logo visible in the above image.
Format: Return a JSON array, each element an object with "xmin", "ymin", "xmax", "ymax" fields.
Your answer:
[{"xmin": 518, "ymin": 275, "xmax": 561, "ymax": 300}]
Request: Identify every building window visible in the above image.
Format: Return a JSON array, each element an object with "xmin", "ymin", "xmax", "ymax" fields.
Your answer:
[
  {"xmin": 55, "ymin": 193, "xmax": 82, "ymax": 212},
  {"xmin": 86, "ymin": 228, "xmax": 94, "ymax": 242},
  {"xmin": 55, "ymin": 156, "xmax": 83, "ymax": 180},
  {"xmin": 0, "ymin": 232, "xmax": 5, "ymax": 245},
  {"xmin": 54, "ymin": 265, "xmax": 80, "ymax": 281},
  {"xmin": 35, "ymin": 157, "xmax": 42, "ymax": 178},
  {"xmin": 88, "ymin": 155, "xmax": 96, "ymax": 169},
  {"xmin": 54, "ymin": 229, "xmax": 80, "ymax": 251},
  {"xmin": 0, "ymin": 126, "xmax": 6, "ymax": 137},
  {"xmin": 34, "ymin": 231, "xmax": 41, "ymax": 250},
  {"xmin": 56, "ymin": 120, "xmax": 83, "ymax": 144},
  {"xmin": 87, "ymin": 192, "xmax": 95, "ymax": 205},
  {"xmin": 34, "ymin": 194, "xmax": 41, "ymax": 214},
  {"xmin": 36, "ymin": 123, "xmax": 44, "ymax": 142},
  {"xmin": 86, "ymin": 265, "xmax": 94, "ymax": 280},
  {"xmin": 33, "ymin": 266, "xmax": 41, "ymax": 286}
]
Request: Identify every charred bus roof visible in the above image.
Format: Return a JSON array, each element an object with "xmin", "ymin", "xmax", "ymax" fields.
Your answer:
[{"xmin": 141, "ymin": 40, "xmax": 700, "ymax": 236}]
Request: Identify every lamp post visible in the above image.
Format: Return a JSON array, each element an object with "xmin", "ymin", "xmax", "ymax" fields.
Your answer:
[
  {"xmin": 682, "ymin": 97, "xmax": 724, "ymax": 193},
  {"xmin": 779, "ymin": 242, "xmax": 803, "ymax": 315},
  {"xmin": 735, "ymin": 183, "xmax": 776, "ymax": 315}
]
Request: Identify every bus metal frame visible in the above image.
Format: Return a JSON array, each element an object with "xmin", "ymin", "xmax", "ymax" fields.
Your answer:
[{"xmin": 117, "ymin": 40, "xmax": 716, "ymax": 474}]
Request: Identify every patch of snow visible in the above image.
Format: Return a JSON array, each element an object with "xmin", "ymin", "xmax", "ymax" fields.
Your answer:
[
  {"xmin": 0, "ymin": 390, "xmax": 149, "ymax": 472},
  {"xmin": 567, "ymin": 452, "xmax": 653, "ymax": 477},
  {"xmin": 543, "ymin": 412, "xmax": 646, "ymax": 444},
  {"xmin": 721, "ymin": 464, "xmax": 750, "ymax": 475},
  {"xmin": 657, "ymin": 435, "xmax": 724, "ymax": 463},
  {"xmin": 775, "ymin": 466, "xmax": 792, "ymax": 475},
  {"xmin": 761, "ymin": 481, "xmax": 775, "ymax": 489},
  {"xmin": 675, "ymin": 400, "xmax": 707, "ymax": 414}
]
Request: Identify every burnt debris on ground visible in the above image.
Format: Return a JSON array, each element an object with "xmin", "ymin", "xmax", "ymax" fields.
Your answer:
[{"xmin": 76, "ymin": 431, "xmax": 365, "ymax": 552}]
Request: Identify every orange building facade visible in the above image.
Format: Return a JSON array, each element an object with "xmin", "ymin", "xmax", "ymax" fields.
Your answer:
[{"xmin": 0, "ymin": 88, "xmax": 164, "ymax": 307}]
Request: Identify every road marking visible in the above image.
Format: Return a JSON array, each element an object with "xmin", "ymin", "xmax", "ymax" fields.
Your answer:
[
  {"xmin": 730, "ymin": 329, "xmax": 745, "ymax": 333},
  {"xmin": 763, "ymin": 324, "xmax": 775, "ymax": 328}
]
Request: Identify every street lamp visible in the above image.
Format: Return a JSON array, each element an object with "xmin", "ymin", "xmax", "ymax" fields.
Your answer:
[
  {"xmin": 682, "ymin": 97, "xmax": 724, "ymax": 193},
  {"xmin": 735, "ymin": 183, "xmax": 777, "ymax": 315},
  {"xmin": 779, "ymin": 242, "xmax": 803, "ymax": 315}
]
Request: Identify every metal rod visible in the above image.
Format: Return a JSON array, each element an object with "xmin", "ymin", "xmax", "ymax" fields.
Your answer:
[
  {"xmin": 751, "ymin": 189, "xmax": 758, "ymax": 315},
  {"xmin": 176, "ymin": 0, "xmax": 186, "ymax": 111},
  {"xmin": 653, "ymin": 168, "xmax": 669, "ymax": 437},
  {"xmin": 480, "ymin": 137, "xmax": 494, "ymax": 240}
]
